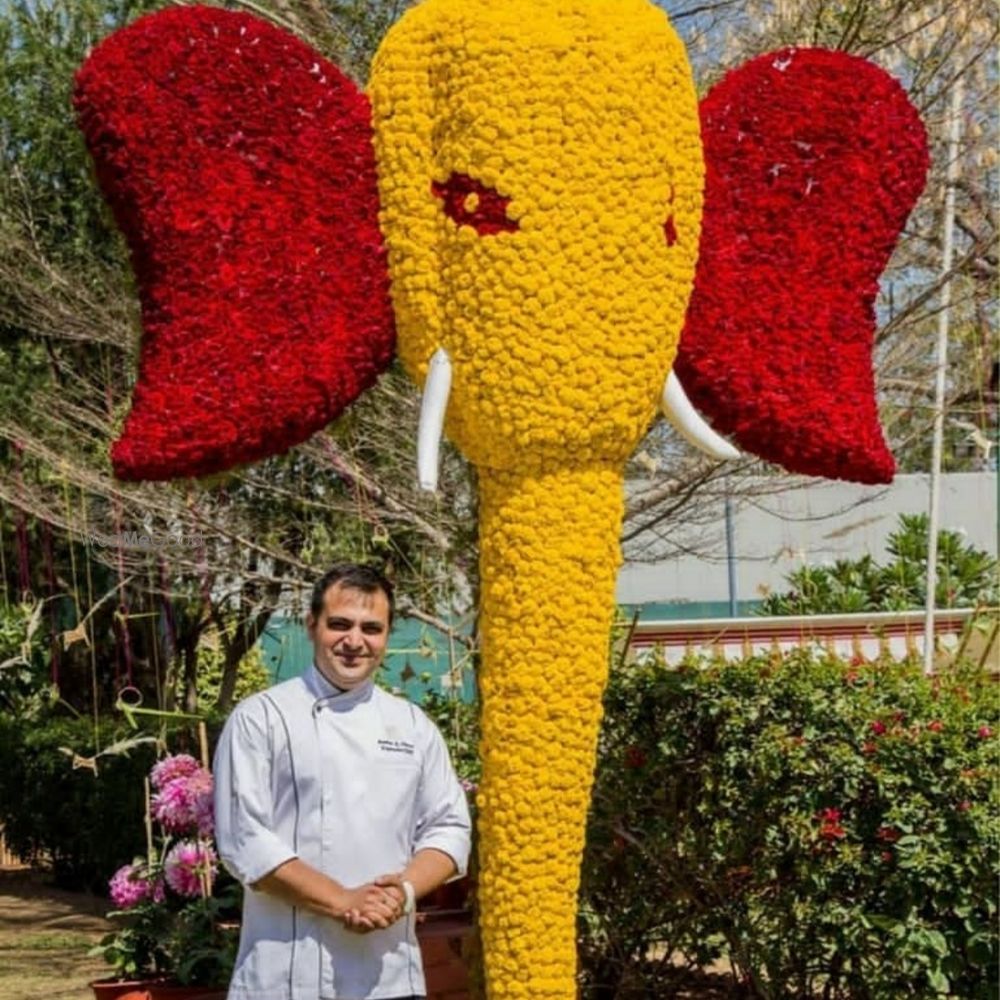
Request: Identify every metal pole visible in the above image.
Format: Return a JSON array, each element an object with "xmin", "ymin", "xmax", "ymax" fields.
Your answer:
[
  {"xmin": 725, "ymin": 489, "xmax": 738, "ymax": 617},
  {"xmin": 924, "ymin": 76, "xmax": 964, "ymax": 675}
]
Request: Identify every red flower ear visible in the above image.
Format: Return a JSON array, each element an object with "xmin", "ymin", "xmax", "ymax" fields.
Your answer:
[
  {"xmin": 676, "ymin": 48, "xmax": 928, "ymax": 484},
  {"xmin": 74, "ymin": 5, "xmax": 394, "ymax": 481}
]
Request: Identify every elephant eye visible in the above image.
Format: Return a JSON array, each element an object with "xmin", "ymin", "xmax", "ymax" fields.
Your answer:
[{"xmin": 432, "ymin": 172, "xmax": 518, "ymax": 236}]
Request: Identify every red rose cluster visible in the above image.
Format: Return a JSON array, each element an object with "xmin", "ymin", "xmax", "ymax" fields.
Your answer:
[
  {"xmin": 816, "ymin": 806, "xmax": 847, "ymax": 841},
  {"xmin": 676, "ymin": 48, "xmax": 929, "ymax": 484},
  {"xmin": 74, "ymin": 5, "xmax": 394, "ymax": 480}
]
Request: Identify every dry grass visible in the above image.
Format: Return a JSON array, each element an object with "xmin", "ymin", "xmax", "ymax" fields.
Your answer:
[{"xmin": 0, "ymin": 868, "xmax": 111, "ymax": 1000}]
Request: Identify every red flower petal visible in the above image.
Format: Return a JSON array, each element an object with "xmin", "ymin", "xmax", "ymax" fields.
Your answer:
[
  {"xmin": 432, "ymin": 173, "xmax": 518, "ymax": 236},
  {"xmin": 74, "ymin": 6, "xmax": 394, "ymax": 480},
  {"xmin": 677, "ymin": 48, "xmax": 929, "ymax": 484}
]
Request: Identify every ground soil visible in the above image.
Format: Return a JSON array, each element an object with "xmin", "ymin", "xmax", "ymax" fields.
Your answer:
[{"xmin": 0, "ymin": 867, "xmax": 112, "ymax": 1000}]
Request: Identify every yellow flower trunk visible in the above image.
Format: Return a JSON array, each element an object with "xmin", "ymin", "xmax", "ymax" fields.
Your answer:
[
  {"xmin": 476, "ymin": 463, "xmax": 624, "ymax": 998},
  {"xmin": 369, "ymin": 5, "xmax": 702, "ymax": 993}
]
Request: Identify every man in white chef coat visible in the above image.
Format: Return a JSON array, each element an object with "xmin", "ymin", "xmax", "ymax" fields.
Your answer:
[{"xmin": 213, "ymin": 564, "xmax": 472, "ymax": 1000}]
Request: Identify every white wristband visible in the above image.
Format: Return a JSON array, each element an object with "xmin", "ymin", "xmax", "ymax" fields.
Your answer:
[{"xmin": 401, "ymin": 879, "xmax": 416, "ymax": 915}]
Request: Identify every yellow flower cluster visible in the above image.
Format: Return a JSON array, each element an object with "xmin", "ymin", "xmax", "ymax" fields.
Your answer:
[
  {"xmin": 369, "ymin": 0, "xmax": 703, "ymax": 473},
  {"xmin": 369, "ymin": 1, "xmax": 703, "ymax": 996},
  {"xmin": 476, "ymin": 464, "xmax": 623, "ymax": 997}
]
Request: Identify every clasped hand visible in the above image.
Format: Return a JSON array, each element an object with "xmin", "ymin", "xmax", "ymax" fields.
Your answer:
[{"xmin": 339, "ymin": 873, "xmax": 406, "ymax": 933}]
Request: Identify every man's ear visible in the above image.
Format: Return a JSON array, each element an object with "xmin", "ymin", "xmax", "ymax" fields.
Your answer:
[{"xmin": 74, "ymin": 6, "xmax": 395, "ymax": 482}]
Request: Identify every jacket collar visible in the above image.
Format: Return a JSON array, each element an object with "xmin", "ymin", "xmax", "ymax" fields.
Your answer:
[{"xmin": 304, "ymin": 663, "xmax": 375, "ymax": 711}]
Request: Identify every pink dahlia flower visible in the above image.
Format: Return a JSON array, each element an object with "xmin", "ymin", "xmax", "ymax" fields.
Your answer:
[
  {"xmin": 187, "ymin": 768, "xmax": 215, "ymax": 836},
  {"xmin": 150, "ymin": 753, "xmax": 201, "ymax": 791},
  {"xmin": 152, "ymin": 776, "xmax": 195, "ymax": 831},
  {"xmin": 151, "ymin": 767, "xmax": 214, "ymax": 834},
  {"xmin": 164, "ymin": 840, "xmax": 217, "ymax": 898},
  {"xmin": 108, "ymin": 862, "xmax": 164, "ymax": 909}
]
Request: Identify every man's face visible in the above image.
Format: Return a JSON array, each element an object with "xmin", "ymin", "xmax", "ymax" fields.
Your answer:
[{"xmin": 307, "ymin": 582, "xmax": 391, "ymax": 690}]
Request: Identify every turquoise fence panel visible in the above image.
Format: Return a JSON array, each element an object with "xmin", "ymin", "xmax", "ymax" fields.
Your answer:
[
  {"xmin": 622, "ymin": 600, "xmax": 762, "ymax": 621},
  {"xmin": 258, "ymin": 614, "xmax": 475, "ymax": 704},
  {"xmin": 256, "ymin": 601, "xmax": 761, "ymax": 704}
]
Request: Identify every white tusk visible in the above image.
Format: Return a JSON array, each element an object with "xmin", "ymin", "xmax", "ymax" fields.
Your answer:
[
  {"xmin": 417, "ymin": 348, "xmax": 453, "ymax": 492},
  {"xmin": 661, "ymin": 370, "xmax": 740, "ymax": 460}
]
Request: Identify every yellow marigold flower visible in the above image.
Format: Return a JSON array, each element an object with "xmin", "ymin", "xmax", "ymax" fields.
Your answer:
[
  {"xmin": 370, "ymin": 0, "xmax": 701, "ymax": 472},
  {"xmin": 369, "ymin": 1, "xmax": 702, "ymax": 996}
]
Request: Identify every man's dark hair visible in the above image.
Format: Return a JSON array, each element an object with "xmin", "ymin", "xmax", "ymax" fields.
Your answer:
[{"xmin": 309, "ymin": 563, "xmax": 395, "ymax": 623}]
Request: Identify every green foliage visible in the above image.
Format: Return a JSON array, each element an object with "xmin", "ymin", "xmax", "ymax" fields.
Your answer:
[
  {"xmin": 90, "ymin": 898, "xmax": 173, "ymax": 981},
  {"xmin": 580, "ymin": 648, "xmax": 998, "ymax": 999},
  {"xmin": 0, "ymin": 0, "xmax": 162, "ymax": 266},
  {"xmin": 194, "ymin": 637, "xmax": 272, "ymax": 709},
  {"xmin": 166, "ymin": 881, "xmax": 241, "ymax": 987},
  {"xmin": 90, "ymin": 747, "xmax": 241, "ymax": 987},
  {"xmin": 420, "ymin": 686, "xmax": 481, "ymax": 788},
  {"xmin": 0, "ymin": 598, "xmax": 54, "ymax": 713},
  {"xmin": 90, "ymin": 858, "xmax": 241, "ymax": 986},
  {"xmin": 0, "ymin": 332, "xmax": 50, "ymax": 422},
  {"xmin": 759, "ymin": 514, "xmax": 998, "ymax": 615},
  {"xmin": 0, "ymin": 712, "xmax": 155, "ymax": 891},
  {"xmin": 321, "ymin": 0, "xmax": 414, "ymax": 81}
]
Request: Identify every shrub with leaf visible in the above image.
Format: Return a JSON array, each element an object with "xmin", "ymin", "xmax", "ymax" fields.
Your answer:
[
  {"xmin": 758, "ymin": 513, "xmax": 998, "ymax": 615},
  {"xmin": 579, "ymin": 647, "xmax": 999, "ymax": 999},
  {"xmin": 0, "ymin": 712, "xmax": 155, "ymax": 890},
  {"xmin": 418, "ymin": 686, "xmax": 481, "ymax": 789},
  {"xmin": 0, "ymin": 598, "xmax": 53, "ymax": 714}
]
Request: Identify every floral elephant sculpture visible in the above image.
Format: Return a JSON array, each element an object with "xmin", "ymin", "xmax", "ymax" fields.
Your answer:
[{"xmin": 75, "ymin": 2, "xmax": 928, "ymax": 997}]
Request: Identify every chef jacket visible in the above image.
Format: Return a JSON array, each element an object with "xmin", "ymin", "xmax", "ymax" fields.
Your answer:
[{"xmin": 213, "ymin": 665, "xmax": 472, "ymax": 1000}]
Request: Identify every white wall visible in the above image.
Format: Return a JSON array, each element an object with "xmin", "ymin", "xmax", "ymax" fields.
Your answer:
[{"xmin": 616, "ymin": 472, "xmax": 998, "ymax": 606}]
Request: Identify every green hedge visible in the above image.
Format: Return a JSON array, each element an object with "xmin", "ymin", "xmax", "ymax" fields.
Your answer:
[
  {"xmin": 580, "ymin": 649, "xmax": 999, "ymax": 999},
  {"xmin": 0, "ymin": 714, "xmax": 158, "ymax": 892}
]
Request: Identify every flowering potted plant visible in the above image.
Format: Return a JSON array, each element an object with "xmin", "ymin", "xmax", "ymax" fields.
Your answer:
[{"xmin": 89, "ymin": 753, "xmax": 240, "ymax": 1000}]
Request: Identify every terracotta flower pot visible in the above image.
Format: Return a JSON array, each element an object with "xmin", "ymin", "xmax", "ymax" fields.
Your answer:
[
  {"xmin": 89, "ymin": 977, "xmax": 228, "ymax": 1000},
  {"xmin": 416, "ymin": 910, "xmax": 475, "ymax": 1000}
]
